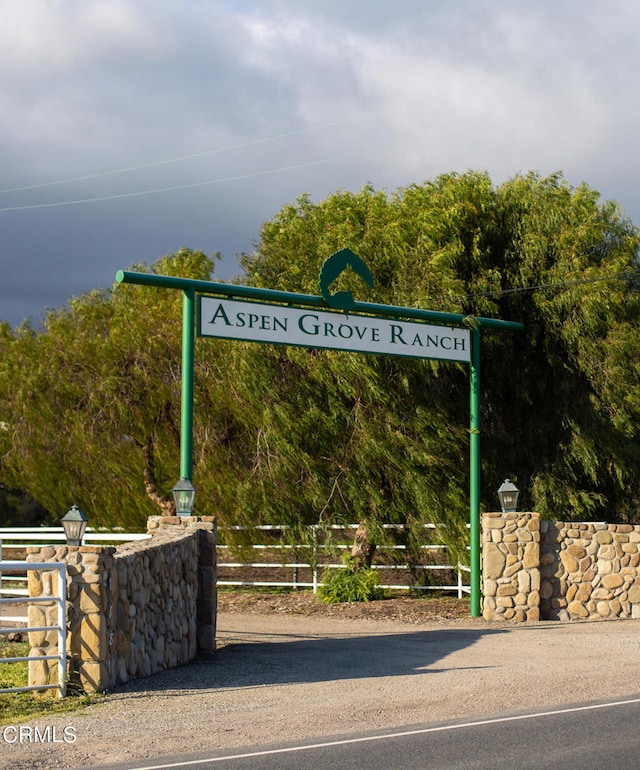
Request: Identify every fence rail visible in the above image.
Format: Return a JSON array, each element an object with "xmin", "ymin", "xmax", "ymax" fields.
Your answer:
[
  {"xmin": 218, "ymin": 524, "xmax": 471, "ymax": 597},
  {"xmin": 0, "ymin": 561, "xmax": 67, "ymax": 698},
  {"xmin": 0, "ymin": 528, "xmax": 149, "ymax": 597},
  {"xmin": 1, "ymin": 525, "xmax": 470, "ymax": 597}
]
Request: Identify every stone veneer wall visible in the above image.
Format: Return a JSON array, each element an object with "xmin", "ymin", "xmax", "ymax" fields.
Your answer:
[
  {"xmin": 539, "ymin": 521, "xmax": 640, "ymax": 621},
  {"xmin": 481, "ymin": 511, "xmax": 541, "ymax": 622},
  {"xmin": 482, "ymin": 512, "xmax": 640, "ymax": 622},
  {"xmin": 27, "ymin": 516, "xmax": 216, "ymax": 693}
]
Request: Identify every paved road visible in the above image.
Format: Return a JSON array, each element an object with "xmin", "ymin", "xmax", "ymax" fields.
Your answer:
[
  {"xmin": 4, "ymin": 612, "xmax": 640, "ymax": 769},
  {"xmin": 84, "ymin": 696, "xmax": 640, "ymax": 770}
]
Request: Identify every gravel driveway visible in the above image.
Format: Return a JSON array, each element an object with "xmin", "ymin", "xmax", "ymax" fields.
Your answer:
[{"xmin": 3, "ymin": 611, "xmax": 640, "ymax": 769}]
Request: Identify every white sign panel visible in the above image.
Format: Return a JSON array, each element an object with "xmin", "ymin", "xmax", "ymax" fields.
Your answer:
[{"xmin": 198, "ymin": 297, "xmax": 470, "ymax": 363}]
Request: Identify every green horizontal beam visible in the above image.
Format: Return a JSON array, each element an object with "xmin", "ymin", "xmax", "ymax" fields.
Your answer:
[{"xmin": 115, "ymin": 270, "xmax": 524, "ymax": 332}]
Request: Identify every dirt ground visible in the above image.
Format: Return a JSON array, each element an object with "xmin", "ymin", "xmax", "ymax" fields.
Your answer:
[
  {"xmin": 217, "ymin": 589, "xmax": 472, "ymax": 624},
  {"xmin": 3, "ymin": 591, "xmax": 640, "ymax": 770}
]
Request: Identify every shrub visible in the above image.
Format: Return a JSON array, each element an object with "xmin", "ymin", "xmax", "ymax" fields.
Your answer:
[{"xmin": 318, "ymin": 555, "xmax": 384, "ymax": 603}]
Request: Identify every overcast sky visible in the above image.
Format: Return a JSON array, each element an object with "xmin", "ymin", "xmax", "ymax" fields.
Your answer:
[{"xmin": 1, "ymin": 0, "xmax": 638, "ymax": 328}]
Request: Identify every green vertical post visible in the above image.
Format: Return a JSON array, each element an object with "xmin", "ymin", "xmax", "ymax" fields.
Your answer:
[
  {"xmin": 469, "ymin": 326, "xmax": 481, "ymax": 617},
  {"xmin": 180, "ymin": 288, "xmax": 195, "ymax": 482}
]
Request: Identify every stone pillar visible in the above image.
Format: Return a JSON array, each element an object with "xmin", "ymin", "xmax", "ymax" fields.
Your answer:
[
  {"xmin": 27, "ymin": 545, "xmax": 116, "ymax": 693},
  {"xmin": 26, "ymin": 552, "xmax": 64, "ymax": 692},
  {"xmin": 482, "ymin": 512, "xmax": 541, "ymax": 622},
  {"xmin": 67, "ymin": 547, "xmax": 116, "ymax": 692}
]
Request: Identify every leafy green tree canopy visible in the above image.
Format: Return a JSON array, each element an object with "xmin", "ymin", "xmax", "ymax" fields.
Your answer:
[{"xmin": 1, "ymin": 172, "xmax": 639, "ymax": 554}]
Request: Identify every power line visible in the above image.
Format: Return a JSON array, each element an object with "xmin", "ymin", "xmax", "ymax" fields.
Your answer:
[
  {"xmin": 0, "ymin": 147, "xmax": 382, "ymax": 213},
  {"xmin": 0, "ymin": 110, "xmax": 385, "ymax": 195},
  {"xmin": 463, "ymin": 270, "xmax": 639, "ymax": 302}
]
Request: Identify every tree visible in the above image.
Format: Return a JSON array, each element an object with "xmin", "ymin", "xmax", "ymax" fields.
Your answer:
[
  {"xmin": 1, "ymin": 171, "xmax": 639, "ymax": 556},
  {"xmin": 0, "ymin": 249, "xmax": 220, "ymax": 528},
  {"xmin": 483, "ymin": 174, "xmax": 640, "ymax": 520},
  {"xmin": 240, "ymin": 172, "xmax": 640, "ymax": 525}
]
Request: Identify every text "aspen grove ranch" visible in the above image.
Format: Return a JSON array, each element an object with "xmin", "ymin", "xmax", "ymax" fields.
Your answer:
[{"xmin": 198, "ymin": 297, "xmax": 470, "ymax": 362}]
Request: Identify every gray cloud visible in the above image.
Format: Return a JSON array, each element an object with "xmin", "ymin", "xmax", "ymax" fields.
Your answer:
[{"xmin": 1, "ymin": 0, "xmax": 639, "ymax": 327}]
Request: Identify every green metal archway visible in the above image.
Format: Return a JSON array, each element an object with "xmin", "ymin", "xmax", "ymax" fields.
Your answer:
[{"xmin": 116, "ymin": 259, "xmax": 523, "ymax": 616}]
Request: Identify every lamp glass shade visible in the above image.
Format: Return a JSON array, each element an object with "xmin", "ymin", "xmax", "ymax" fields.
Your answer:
[
  {"xmin": 172, "ymin": 477, "xmax": 196, "ymax": 516},
  {"xmin": 61, "ymin": 504, "xmax": 88, "ymax": 546},
  {"xmin": 497, "ymin": 479, "xmax": 519, "ymax": 513}
]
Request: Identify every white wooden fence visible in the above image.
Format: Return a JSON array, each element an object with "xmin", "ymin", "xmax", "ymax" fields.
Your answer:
[
  {"xmin": 218, "ymin": 524, "xmax": 471, "ymax": 597},
  {"xmin": 0, "ymin": 527, "xmax": 150, "ymax": 599},
  {"xmin": 0, "ymin": 524, "xmax": 470, "ymax": 598}
]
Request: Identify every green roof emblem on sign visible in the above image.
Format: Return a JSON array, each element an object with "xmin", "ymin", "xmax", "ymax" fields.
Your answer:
[{"xmin": 319, "ymin": 248, "xmax": 374, "ymax": 312}]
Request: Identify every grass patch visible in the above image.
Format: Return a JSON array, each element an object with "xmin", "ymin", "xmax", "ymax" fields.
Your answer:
[{"xmin": 0, "ymin": 640, "xmax": 93, "ymax": 725}]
